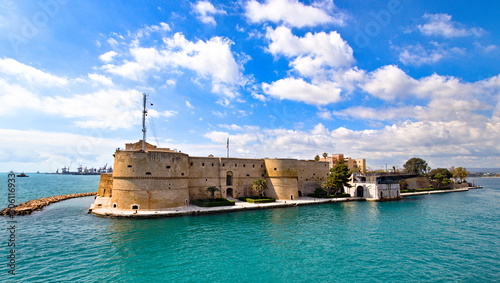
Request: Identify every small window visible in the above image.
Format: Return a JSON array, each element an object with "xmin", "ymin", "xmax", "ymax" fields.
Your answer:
[
  {"xmin": 212, "ymin": 163, "xmax": 214, "ymax": 166},
  {"xmin": 246, "ymin": 174, "xmax": 250, "ymax": 177},
  {"xmin": 235, "ymin": 164, "xmax": 237, "ymax": 167},
  {"xmin": 146, "ymin": 172, "xmax": 151, "ymax": 175},
  {"xmin": 243, "ymin": 164, "xmax": 246, "ymax": 167},
  {"xmin": 127, "ymin": 165, "xmax": 132, "ymax": 168},
  {"xmin": 112, "ymin": 203, "xmax": 117, "ymax": 208},
  {"xmin": 190, "ymin": 162, "xmax": 193, "ymax": 166},
  {"xmin": 274, "ymin": 168, "xmax": 277, "ymax": 170},
  {"xmin": 166, "ymin": 166, "xmax": 171, "ymax": 169},
  {"xmin": 252, "ymin": 164, "xmax": 255, "ymax": 168},
  {"xmin": 222, "ymin": 163, "xmax": 225, "ymax": 167},
  {"xmin": 181, "ymin": 173, "xmax": 184, "ymax": 176},
  {"xmin": 131, "ymin": 205, "xmax": 139, "ymax": 210},
  {"xmin": 202, "ymin": 162, "xmax": 205, "ymax": 166}
]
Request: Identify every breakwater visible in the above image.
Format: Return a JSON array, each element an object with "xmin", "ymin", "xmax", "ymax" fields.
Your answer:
[{"xmin": 0, "ymin": 192, "xmax": 96, "ymax": 216}]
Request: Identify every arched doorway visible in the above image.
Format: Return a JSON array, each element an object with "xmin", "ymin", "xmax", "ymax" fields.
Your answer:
[
  {"xmin": 226, "ymin": 188, "xmax": 233, "ymax": 198},
  {"xmin": 298, "ymin": 191, "xmax": 302, "ymax": 197},
  {"xmin": 356, "ymin": 186, "xmax": 364, "ymax": 198}
]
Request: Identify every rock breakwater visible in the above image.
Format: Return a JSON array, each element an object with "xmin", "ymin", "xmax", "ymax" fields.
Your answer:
[{"xmin": 0, "ymin": 192, "xmax": 96, "ymax": 216}]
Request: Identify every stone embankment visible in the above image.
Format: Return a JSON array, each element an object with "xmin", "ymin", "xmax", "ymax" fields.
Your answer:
[{"xmin": 0, "ymin": 192, "xmax": 96, "ymax": 216}]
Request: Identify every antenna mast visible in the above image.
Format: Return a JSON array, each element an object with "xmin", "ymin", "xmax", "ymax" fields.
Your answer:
[{"xmin": 142, "ymin": 93, "xmax": 147, "ymax": 151}]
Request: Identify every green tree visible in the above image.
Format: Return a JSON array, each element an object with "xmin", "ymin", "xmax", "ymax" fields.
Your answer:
[
  {"xmin": 429, "ymin": 168, "xmax": 452, "ymax": 180},
  {"xmin": 314, "ymin": 155, "xmax": 320, "ymax": 161},
  {"xmin": 453, "ymin": 167, "xmax": 468, "ymax": 183},
  {"xmin": 252, "ymin": 178, "xmax": 268, "ymax": 197},
  {"xmin": 403, "ymin": 158, "xmax": 429, "ymax": 175},
  {"xmin": 321, "ymin": 159, "xmax": 352, "ymax": 195},
  {"xmin": 206, "ymin": 186, "xmax": 220, "ymax": 199},
  {"xmin": 322, "ymin": 152, "xmax": 328, "ymax": 158}
]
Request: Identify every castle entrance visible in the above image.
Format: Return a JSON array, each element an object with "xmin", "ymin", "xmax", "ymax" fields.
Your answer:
[
  {"xmin": 226, "ymin": 188, "xmax": 233, "ymax": 198},
  {"xmin": 356, "ymin": 186, "xmax": 364, "ymax": 198}
]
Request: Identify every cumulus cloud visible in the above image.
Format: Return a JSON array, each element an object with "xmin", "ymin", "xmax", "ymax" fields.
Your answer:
[
  {"xmin": 99, "ymin": 51, "xmax": 118, "ymax": 62},
  {"xmin": 245, "ymin": 0, "xmax": 342, "ymax": 27},
  {"xmin": 193, "ymin": 0, "xmax": 226, "ymax": 25},
  {"xmin": 266, "ymin": 26, "xmax": 354, "ymax": 77},
  {"xmin": 417, "ymin": 13, "xmax": 483, "ymax": 38},
  {"xmin": 102, "ymin": 29, "xmax": 243, "ymax": 98},
  {"xmin": 262, "ymin": 77, "xmax": 342, "ymax": 105}
]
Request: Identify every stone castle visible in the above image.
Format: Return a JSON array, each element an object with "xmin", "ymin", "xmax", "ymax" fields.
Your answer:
[{"xmin": 93, "ymin": 140, "xmax": 333, "ymax": 211}]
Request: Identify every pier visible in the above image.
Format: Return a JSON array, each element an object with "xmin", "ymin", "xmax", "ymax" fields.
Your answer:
[{"xmin": 0, "ymin": 192, "xmax": 96, "ymax": 216}]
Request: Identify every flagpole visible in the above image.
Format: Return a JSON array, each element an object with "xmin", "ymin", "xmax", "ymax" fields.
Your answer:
[{"xmin": 226, "ymin": 137, "xmax": 229, "ymax": 158}]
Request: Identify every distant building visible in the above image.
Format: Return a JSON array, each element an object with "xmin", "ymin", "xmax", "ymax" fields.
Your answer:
[{"xmin": 321, "ymin": 154, "xmax": 366, "ymax": 173}]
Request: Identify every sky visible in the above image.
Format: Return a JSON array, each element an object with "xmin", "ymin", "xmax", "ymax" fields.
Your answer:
[{"xmin": 0, "ymin": 0, "xmax": 499, "ymax": 173}]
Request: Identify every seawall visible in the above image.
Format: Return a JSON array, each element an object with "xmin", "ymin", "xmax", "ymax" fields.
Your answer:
[{"xmin": 0, "ymin": 192, "xmax": 96, "ymax": 216}]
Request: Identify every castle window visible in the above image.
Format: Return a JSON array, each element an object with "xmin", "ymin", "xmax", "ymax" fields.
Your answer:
[
  {"xmin": 235, "ymin": 164, "xmax": 237, "ymax": 167},
  {"xmin": 252, "ymin": 164, "xmax": 255, "ymax": 168},
  {"xmin": 212, "ymin": 163, "xmax": 214, "ymax": 166},
  {"xmin": 113, "ymin": 203, "xmax": 117, "ymax": 208},
  {"xmin": 274, "ymin": 168, "xmax": 277, "ymax": 170},
  {"xmin": 146, "ymin": 172, "xmax": 152, "ymax": 175},
  {"xmin": 243, "ymin": 164, "xmax": 246, "ymax": 167},
  {"xmin": 226, "ymin": 171, "xmax": 233, "ymax": 186},
  {"xmin": 202, "ymin": 162, "xmax": 205, "ymax": 166},
  {"xmin": 166, "ymin": 166, "xmax": 171, "ymax": 169},
  {"xmin": 181, "ymin": 173, "xmax": 184, "ymax": 176},
  {"xmin": 131, "ymin": 204, "xmax": 139, "ymax": 210},
  {"xmin": 222, "ymin": 163, "xmax": 225, "ymax": 167},
  {"xmin": 127, "ymin": 165, "xmax": 132, "ymax": 168},
  {"xmin": 246, "ymin": 174, "xmax": 250, "ymax": 177},
  {"xmin": 190, "ymin": 162, "xmax": 193, "ymax": 166}
]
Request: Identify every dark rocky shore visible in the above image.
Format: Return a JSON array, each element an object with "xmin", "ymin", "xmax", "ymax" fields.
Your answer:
[{"xmin": 0, "ymin": 192, "xmax": 96, "ymax": 216}]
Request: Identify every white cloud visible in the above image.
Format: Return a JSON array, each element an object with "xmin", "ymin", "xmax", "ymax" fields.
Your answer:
[
  {"xmin": 417, "ymin": 13, "xmax": 483, "ymax": 38},
  {"xmin": 185, "ymin": 101, "xmax": 194, "ymax": 109},
  {"xmin": 0, "ymin": 58, "xmax": 68, "ymax": 86},
  {"xmin": 362, "ymin": 65, "xmax": 417, "ymax": 101},
  {"xmin": 88, "ymin": 73, "xmax": 113, "ymax": 86},
  {"xmin": 193, "ymin": 0, "xmax": 226, "ymax": 25},
  {"xmin": 262, "ymin": 77, "xmax": 342, "ymax": 105},
  {"xmin": 99, "ymin": 51, "xmax": 118, "ymax": 62},
  {"xmin": 266, "ymin": 26, "xmax": 354, "ymax": 77},
  {"xmin": 245, "ymin": 0, "xmax": 343, "ymax": 27},
  {"xmin": 398, "ymin": 43, "xmax": 466, "ymax": 66},
  {"xmin": 102, "ymin": 31, "xmax": 243, "ymax": 98},
  {"xmin": 362, "ymin": 66, "xmax": 500, "ymax": 107}
]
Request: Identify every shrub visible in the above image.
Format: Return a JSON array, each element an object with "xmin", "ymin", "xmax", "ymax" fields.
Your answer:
[
  {"xmin": 238, "ymin": 197, "xmax": 275, "ymax": 203},
  {"xmin": 192, "ymin": 198, "xmax": 235, "ymax": 207}
]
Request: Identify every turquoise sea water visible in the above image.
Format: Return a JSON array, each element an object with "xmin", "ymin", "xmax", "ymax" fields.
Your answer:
[{"xmin": 0, "ymin": 175, "xmax": 498, "ymax": 282}]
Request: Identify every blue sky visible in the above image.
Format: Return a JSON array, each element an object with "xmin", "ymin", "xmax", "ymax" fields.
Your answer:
[{"xmin": 0, "ymin": 0, "xmax": 499, "ymax": 172}]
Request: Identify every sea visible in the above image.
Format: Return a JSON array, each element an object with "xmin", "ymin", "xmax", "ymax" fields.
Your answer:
[{"xmin": 0, "ymin": 174, "xmax": 498, "ymax": 283}]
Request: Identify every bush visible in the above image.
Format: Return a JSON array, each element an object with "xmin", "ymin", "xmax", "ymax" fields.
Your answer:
[
  {"xmin": 192, "ymin": 198, "xmax": 235, "ymax": 207},
  {"xmin": 238, "ymin": 197, "xmax": 275, "ymax": 203}
]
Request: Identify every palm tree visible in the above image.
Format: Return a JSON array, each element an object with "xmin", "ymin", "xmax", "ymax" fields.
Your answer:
[
  {"xmin": 206, "ymin": 186, "xmax": 220, "ymax": 199},
  {"xmin": 252, "ymin": 178, "xmax": 268, "ymax": 198}
]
